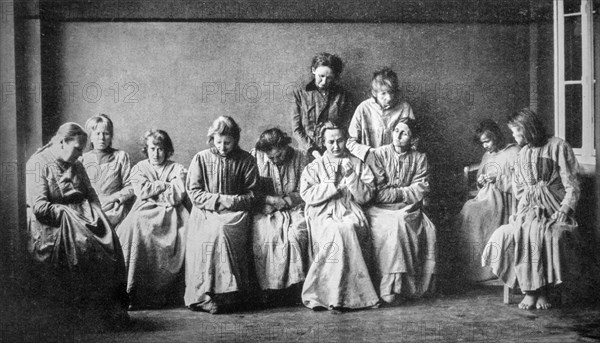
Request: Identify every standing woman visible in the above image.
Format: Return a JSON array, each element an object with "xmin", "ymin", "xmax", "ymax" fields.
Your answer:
[
  {"xmin": 26, "ymin": 122, "xmax": 128, "ymax": 329},
  {"xmin": 482, "ymin": 108, "xmax": 581, "ymax": 310},
  {"xmin": 367, "ymin": 118, "xmax": 436, "ymax": 303},
  {"xmin": 347, "ymin": 67, "xmax": 415, "ymax": 163},
  {"xmin": 455, "ymin": 119, "xmax": 520, "ymax": 282},
  {"xmin": 300, "ymin": 122, "xmax": 379, "ymax": 312},
  {"xmin": 291, "ymin": 52, "xmax": 354, "ymax": 160},
  {"xmin": 185, "ymin": 116, "xmax": 259, "ymax": 314},
  {"xmin": 117, "ymin": 129, "xmax": 189, "ymax": 309},
  {"xmin": 81, "ymin": 114, "xmax": 134, "ymax": 230},
  {"xmin": 252, "ymin": 128, "xmax": 308, "ymax": 304}
]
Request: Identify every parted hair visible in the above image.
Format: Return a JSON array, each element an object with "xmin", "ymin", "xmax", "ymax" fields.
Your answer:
[
  {"xmin": 255, "ymin": 128, "xmax": 292, "ymax": 152},
  {"xmin": 507, "ymin": 108, "xmax": 549, "ymax": 147},
  {"xmin": 141, "ymin": 129, "xmax": 174, "ymax": 158},
  {"xmin": 36, "ymin": 122, "xmax": 88, "ymax": 155},
  {"xmin": 472, "ymin": 119, "xmax": 506, "ymax": 149},
  {"xmin": 319, "ymin": 121, "xmax": 347, "ymax": 141},
  {"xmin": 371, "ymin": 67, "xmax": 400, "ymax": 94},
  {"xmin": 85, "ymin": 113, "xmax": 114, "ymax": 149},
  {"xmin": 207, "ymin": 116, "xmax": 241, "ymax": 145},
  {"xmin": 311, "ymin": 52, "xmax": 344, "ymax": 76}
]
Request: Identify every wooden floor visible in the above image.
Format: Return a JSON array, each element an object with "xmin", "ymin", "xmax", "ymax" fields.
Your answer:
[{"xmin": 17, "ymin": 285, "xmax": 600, "ymax": 343}]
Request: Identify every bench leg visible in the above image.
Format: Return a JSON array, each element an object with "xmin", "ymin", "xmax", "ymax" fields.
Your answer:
[{"xmin": 503, "ymin": 285, "xmax": 520, "ymax": 304}]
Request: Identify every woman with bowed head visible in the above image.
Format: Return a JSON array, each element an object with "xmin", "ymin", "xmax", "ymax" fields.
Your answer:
[
  {"xmin": 81, "ymin": 114, "xmax": 135, "ymax": 230},
  {"xmin": 117, "ymin": 129, "xmax": 189, "ymax": 309},
  {"xmin": 454, "ymin": 119, "xmax": 520, "ymax": 282},
  {"xmin": 291, "ymin": 52, "xmax": 354, "ymax": 160},
  {"xmin": 299, "ymin": 122, "xmax": 379, "ymax": 312},
  {"xmin": 185, "ymin": 116, "xmax": 259, "ymax": 314},
  {"xmin": 482, "ymin": 108, "xmax": 581, "ymax": 310},
  {"xmin": 26, "ymin": 122, "xmax": 128, "ymax": 330},
  {"xmin": 367, "ymin": 118, "xmax": 436, "ymax": 303},
  {"xmin": 251, "ymin": 128, "xmax": 308, "ymax": 304},
  {"xmin": 347, "ymin": 67, "xmax": 415, "ymax": 166}
]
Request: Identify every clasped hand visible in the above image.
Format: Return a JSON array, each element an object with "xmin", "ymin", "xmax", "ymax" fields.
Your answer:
[
  {"xmin": 477, "ymin": 174, "xmax": 496, "ymax": 185},
  {"xmin": 551, "ymin": 210, "xmax": 568, "ymax": 223}
]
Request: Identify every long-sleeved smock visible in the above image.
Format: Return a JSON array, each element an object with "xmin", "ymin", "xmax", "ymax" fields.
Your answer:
[
  {"xmin": 26, "ymin": 147, "xmax": 128, "ymax": 325},
  {"xmin": 184, "ymin": 147, "xmax": 258, "ymax": 308},
  {"xmin": 299, "ymin": 151, "xmax": 379, "ymax": 309},
  {"xmin": 251, "ymin": 147, "xmax": 308, "ymax": 290},
  {"xmin": 367, "ymin": 145, "xmax": 436, "ymax": 300},
  {"xmin": 291, "ymin": 80, "xmax": 353, "ymax": 155},
  {"xmin": 455, "ymin": 143, "xmax": 520, "ymax": 282},
  {"xmin": 347, "ymin": 98, "xmax": 414, "ymax": 161},
  {"xmin": 117, "ymin": 159, "xmax": 189, "ymax": 308},
  {"xmin": 81, "ymin": 148, "xmax": 134, "ymax": 228},
  {"xmin": 482, "ymin": 137, "xmax": 581, "ymax": 291}
]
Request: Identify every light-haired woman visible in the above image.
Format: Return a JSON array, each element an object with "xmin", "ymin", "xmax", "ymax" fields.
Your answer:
[{"xmin": 81, "ymin": 114, "xmax": 134, "ymax": 229}]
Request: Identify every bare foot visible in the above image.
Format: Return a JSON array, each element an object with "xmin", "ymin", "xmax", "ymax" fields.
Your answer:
[
  {"xmin": 518, "ymin": 293, "xmax": 536, "ymax": 310},
  {"xmin": 536, "ymin": 294, "xmax": 552, "ymax": 310}
]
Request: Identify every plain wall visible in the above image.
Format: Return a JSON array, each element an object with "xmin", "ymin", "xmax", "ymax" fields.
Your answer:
[
  {"xmin": 41, "ymin": 22, "xmax": 530, "ymax": 166},
  {"xmin": 40, "ymin": 21, "xmax": 531, "ymax": 286}
]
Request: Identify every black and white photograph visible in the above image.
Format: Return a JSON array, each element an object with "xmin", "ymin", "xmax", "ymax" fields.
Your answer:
[{"xmin": 1, "ymin": 0, "xmax": 599, "ymax": 342}]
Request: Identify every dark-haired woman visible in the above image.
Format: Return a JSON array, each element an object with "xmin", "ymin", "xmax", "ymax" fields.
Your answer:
[
  {"xmin": 251, "ymin": 128, "xmax": 308, "ymax": 304},
  {"xmin": 482, "ymin": 108, "xmax": 581, "ymax": 310},
  {"xmin": 117, "ymin": 129, "xmax": 189, "ymax": 309},
  {"xmin": 367, "ymin": 118, "xmax": 436, "ymax": 303},
  {"xmin": 26, "ymin": 122, "xmax": 128, "ymax": 329},
  {"xmin": 455, "ymin": 119, "xmax": 520, "ymax": 282},
  {"xmin": 300, "ymin": 122, "xmax": 379, "ymax": 312},
  {"xmin": 185, "ymin": 116, "xmax": 258, "ymax": 314},
  {"xmin": 291, "ymin": 52, "xmax": 354, "ymax": 160},
  {"xmin": 81, "ymin": 114, "xmax": 134, "ymax": 230}
]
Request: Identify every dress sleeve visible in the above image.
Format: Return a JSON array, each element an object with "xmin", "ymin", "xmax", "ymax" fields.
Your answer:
[
  {"xmin": 77, "ymin": 162, "xmax": 101, "ymax": 206},
  {"xmin": 186, "ymin": 154, "xmax": 220, "ymax": 211},
  {"xmin": 300, "ymin": 161, "xmax": 339, "ymax": 206},
  {"xmin": 157, "ymin": 164, "xmax": 187, "ymax": 206},
  {"xmin": 220, "ymin": 156, "xmax": 258, "ymax": 211},
  {"xmin": 27, "ymin": 158, "xmax": 63, "ymax": 226},
  {"xmin": 282, "ymin": 150, "xmax": 308, "ymax": 208},
  {"xmin": 291, "ymin": 87, "xmax": 317, "ymax": 152},
  {"xmin": 346, "ymin": 108, "xmax": 370, "ymax": 161},
  {"xmin": 397, "ymin": 153, "xmax": 429, "ymax": 204},
  {"xmin": 496, "ymin": 147, "xmax": 519, "ymax": 194},
  {"xmin": 113, "ymin": 152, "xmax": 135, "ymax": 203},
  {"xmin": 339, "ymin": 90, "xmax": 355, "ymax": 129},
  {"xmin": 372, "ymin": 151, "xmax": 403, "ymax": 204},
  {"xmin": 341, "ymin": 158, "xmax": 375, "ymax": 205},
  {"xmin": 132, "ymin": 162, "xmax": 168, "ymax": 200},
  {"xmin": 557, "ymin": 141, "xmax": 581, "ymax": 213}
]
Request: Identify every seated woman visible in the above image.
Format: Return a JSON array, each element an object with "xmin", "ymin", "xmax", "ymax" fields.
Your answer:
[
  {"xmin": 81, "ymin": 114, "xmax": 134, "ymax": 230},
  {"xmin": 26, "ymin": 122, "xmax": 128, "ymax": 329},
  {"xmin": 291, "ymin": 52, "xmax": 353, "ymax": 160},
  {"xmin": 251, "ymin": 128, "xmax": 308, "ymax": 304},
  {"xmin": 455, "ymin": 120, "xmax": 520, "ymax": 282},
  {"xmin": 185, "ymin": 116, "xmax": 259, "ymax": 314},
  {"xmin": 117, "ymin": 129, "xmax": 189, "ymax": 309},
  {"xmin": 482, "ymin": 108, "xmax": 581, "ymax": 310},
  {"xmin": 367, "ymin": 118, "xmax": 436, "ymax": 303},
  {"xmin": 300, "ymin": 122, "xmax": 379, "ymax": 312}
]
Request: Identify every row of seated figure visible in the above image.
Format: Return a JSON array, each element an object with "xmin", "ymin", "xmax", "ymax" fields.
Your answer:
[
  {"xmin": 25, "ymin": 52, "xmax": 580, "ymax": 330},
  {"xmin": 27, "ymin": 114, "xmax": 435, "ymax": 321}
]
